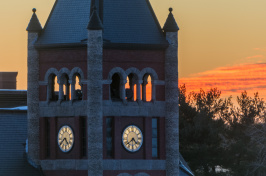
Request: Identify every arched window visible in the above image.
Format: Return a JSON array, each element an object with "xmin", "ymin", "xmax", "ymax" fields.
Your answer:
[
  {"xmin": 70, "ymin": 74, "xmax": 83, "ymax": 100},
  {"xmin": 142, "ymin": 74, "xmax": 152, "ymax": 102},
  {"xmin": 47, "ymin": 74, "xmax": 59, "ymax": 101},
  {"xmin": 110, "ymin": 73, "xmax": 121, "ymax": 101},
  {"xmin": 125, "ymin": 73, "xmax": 138, "ymax": 101}
]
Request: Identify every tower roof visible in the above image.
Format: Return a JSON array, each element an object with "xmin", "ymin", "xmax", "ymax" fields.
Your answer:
[
  {"xmin": 26, "ymin": 8, "xmax": 42, "ymax": 32},
  {"xmin": 163, "ymin": 8, "xmax": 179, "ymax": 32},
  {"xmin": 87, "ymin": 7, "xmax": 103, "ymax": 30},
  {"xmin": 35, "ymin": 0, "xmax": 168, "ymax": 48}
]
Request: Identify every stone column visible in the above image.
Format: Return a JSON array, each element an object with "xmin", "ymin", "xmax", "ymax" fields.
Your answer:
[
  {"xmin": 70, "ymin": 80, "xmax": 76, "ymax": 100},
  {"xmin": 66, "ymin": 83, "xmax": 70, "ymax": 100},
  {"xmin": 165, "ymin": 31, "xmax": 179, "ymax": 176},
  {"xmin": 121, "ymin": 80, "xmax": 126, "ymax": 102},
  {"xmin": 151, "ymin": 80, "xmax": 156, "ymax": 101},
  {"xmin": 27, "ymin": 31, "xmax": 40, "ymax": 165},
  {"xmin": 87, "ymin": 9, "xmax": 103, "ymax": 175},
  {"xmin": 47, "ymin": 80, "xmax": 51, "ymax": 101},
  {"xmin": 142, "ymin": 81, "xmax": 147, "ymax": 102},
  {"xmin": 58, "ymin": 83, "xmax": 64, "ymax": 101},
  {"xmin": 137, "ymin": 80, "xmax": 142, "ymax": 101}
]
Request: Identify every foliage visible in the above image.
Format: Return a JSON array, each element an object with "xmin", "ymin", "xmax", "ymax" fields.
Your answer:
[{"xmin": 179, "ymin": 84, "xmax": 266, "ymax": 176}]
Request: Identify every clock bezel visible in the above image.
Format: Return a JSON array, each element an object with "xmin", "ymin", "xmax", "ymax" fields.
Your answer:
[
  {"xmin": 122, "ymin": 125, "xmax": 143, "ymax": 153},
  {"xmin": 57, "ymin": 125, "xmax": 74, "ymax": 153}
]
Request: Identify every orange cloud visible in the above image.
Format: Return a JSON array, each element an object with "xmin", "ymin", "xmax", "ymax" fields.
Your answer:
[{"xmin": 179, "ymin": 63, "xmax": 266, "ymax": 100}]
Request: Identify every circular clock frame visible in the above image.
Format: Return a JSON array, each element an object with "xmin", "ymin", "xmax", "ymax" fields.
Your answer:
[
  {"xmin": 57, "ymin": 125, "xmax": 74, "ymax": 153},
  {"xmin": 122, "ymin": 125, "xmax": 143, "ymax": 152}
]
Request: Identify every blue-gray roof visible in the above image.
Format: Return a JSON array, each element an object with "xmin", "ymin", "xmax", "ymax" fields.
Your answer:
[
  {"xmin": 36, "ymin": 0, "xmax": 168, "ymax": 46},
  {"xmin": 0, "ymin": 111, "xmax": 41, "ymax": 176}
]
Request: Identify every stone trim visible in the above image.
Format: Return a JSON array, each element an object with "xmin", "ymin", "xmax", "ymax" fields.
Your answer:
[
  {"xmin": 43, "ymin": 67, "xmax": 85, "ymax": 101},
  {"xmin": 107, "ymin": 67, "xmax": 127, "ymax": 81},
  {"xmin": 104, "ymin": 160, "xmax": 165, "ymax": 170},
  {"xmin": 107, "ymin": 67, "xmax": 161, "ymax": 102},
  {"xmin": 125, "ymin": 67, "xmax": 141, "ymax": 80},
  {"xmin": 39, "ymin": 101, "xmax": 165, "ymax": 117},
  {"xmin": 58, "ymin": 68, "xmax": 71, "ymax": 82},
  {"xmin": 44, "ymin": 68, "xmax": 58, "ymax": 82},
  {"xmin": 69, "ymin": 67, "xmax": 85, "ymax": 82},
  {"xmin": 139, "ymin": 67, "xmax": 158, "ymax": 81},
  {"xmin": 40, "ymin": 160, "xmax": 165, "ymax": 170}
]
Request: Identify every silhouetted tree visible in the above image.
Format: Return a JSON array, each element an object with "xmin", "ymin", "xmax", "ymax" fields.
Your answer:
[
  {"xmin": 179, "ymin": 85, "xmax": 266, "ymax": 176},
  {"xmin": 179, "ymin": 85, "xmax": 229, "ymax": 176}
]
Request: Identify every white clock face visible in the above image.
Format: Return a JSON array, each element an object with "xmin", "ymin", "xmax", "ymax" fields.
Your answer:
[
  {"xmin": 122, "ymin": 125, "xmax": 143, "ymax": 152},
  {"xmin": 57, "ymin": 125, "xmax": 74, "ymax": 152}
]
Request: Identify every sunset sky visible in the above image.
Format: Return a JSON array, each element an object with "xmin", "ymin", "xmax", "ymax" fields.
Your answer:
[{"xmin": 0, "ymin": 0, "xmax": 266, "ymax": 101}]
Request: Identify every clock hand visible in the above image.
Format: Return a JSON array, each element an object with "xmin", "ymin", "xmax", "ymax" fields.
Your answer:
[
  {"xmin": 132, "ymin": 138, "xmax": 138, "ymax": 144},
  {"xmin": 60, "ymin": 138, "xmax": 66, "ymax": 145},
  {"xmin": 126, "ymin": 138, "xmax": 133, "ymax": 145}
]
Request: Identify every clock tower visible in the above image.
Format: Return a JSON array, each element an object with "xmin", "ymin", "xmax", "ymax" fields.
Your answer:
[{"xmin": 26, "ymin": 0, "xmax": 179, "ymax": 175}]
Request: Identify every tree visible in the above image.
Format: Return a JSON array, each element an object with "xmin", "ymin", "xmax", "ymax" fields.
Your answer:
[
  {"xmin": 179, "ymin": 85, "xmax": 230, "ymax": 175},
  {"xmin": 180, "ymin": 84, "xmax": 266, "ymax": 176}
]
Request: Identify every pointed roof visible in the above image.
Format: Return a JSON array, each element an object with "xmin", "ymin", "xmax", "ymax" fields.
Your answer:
[
  {"xmin": 35, "ymin": 0, "xmax": 168, "ymax": 48},
  {"xmin": 87, "ymin": 7, "xmax": 103, "ymax": 30},
  {"xmin": 163, "ymin": 8, "xmax": 179, "ymax": 32},
  {"xmin": 26, "ymin": 8, "xmax": 42, "ymax": 32}
]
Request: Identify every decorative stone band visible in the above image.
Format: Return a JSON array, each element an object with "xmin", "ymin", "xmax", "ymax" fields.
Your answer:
[
  {"xmin": 40, "ymin": 160, "xmax": 166, "ymax": 170},
  {"xmin": 39, "ymin": 101, "xmax": 165, "ymax": 117}
]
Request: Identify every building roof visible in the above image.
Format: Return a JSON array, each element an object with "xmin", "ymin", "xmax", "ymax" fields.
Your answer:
[
  {"xmin": 0, "ymin": 90, "xmax": 27, "ymax": 108},
  {"xmin": 163, "ymin": 8, "xmax": 179, "ymax": 32},
  {"xmin": 0, "ymin": 110, "xmax": 42, "ymax": 176},
  {"xmin": 26, "ymin": 8, "xmax": 42, "ymax": 32},
  {"xmin": 87, "ymin": 7, "xmax": 103, "ymax": 30},
  {"xmin": 35, "ymin": 0, "xmax": 168, "ymax": 48},
  {"xmin": 179, "ymin": 153, "xmax": 194, "ymax": 176}
]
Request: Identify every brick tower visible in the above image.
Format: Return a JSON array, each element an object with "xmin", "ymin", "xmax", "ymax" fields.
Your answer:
[{"xmin": 26, "ymin": 0, "xmax": 179, "ymax": 175}]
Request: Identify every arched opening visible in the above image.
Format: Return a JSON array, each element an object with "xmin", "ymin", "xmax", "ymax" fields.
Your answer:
[
  {"xmin": 125, "ymin": 73, "xmax": 137, "ymax": 101},
  {"xmin": 47, "ymin": 74, "xmax": 59, "ymax": 101},
  {"xmin": 142, "ymin": 74, "xmax": 152, "ymax": 102},
  {"xmin": 71, "ymin": 74, "xmax": 82, "ymax": 100},
  {"xmin": 110, "ymin": 73, "xmax": 121, "ymax": 101}
]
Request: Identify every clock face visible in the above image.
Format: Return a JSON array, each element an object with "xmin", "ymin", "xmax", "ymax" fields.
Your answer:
[
  {"xmin": 57, "ymin": 125, "xmax": 74, "ymax": 152},
  {"xmin": 122, "ymin": 125, "xmax": 143, "ymax": 152}
]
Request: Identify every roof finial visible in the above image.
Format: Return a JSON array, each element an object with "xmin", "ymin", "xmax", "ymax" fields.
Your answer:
[
  {"xmin": 32, "ymin": 8, "xmax": 36, "ymax": 13},
  {"xmin": 163, "ymin": 7, "xmax": 179, "ymax": 32},
  {"xmin": 169, "ymin": 7, "xmax": 173, "ymax": 13}
]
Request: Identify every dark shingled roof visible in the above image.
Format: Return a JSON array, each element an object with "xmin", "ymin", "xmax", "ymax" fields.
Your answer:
[
  {"xmin": 26, "ymin": 8, "xmax": 42, "ymax": 32},
  {"xmin": 163, "ymin": 8, "xmax": 179, "ymax": 32},
  {"xmin": 0, "ymin": 90, "xmax": 27, "ymax": 108},
  {"xmin": 35, "ymin": 0, "xmax": 168, "ymax": 47},
  {"xmin": 0, "ymin": 111, "xmax": 42, "ymax": 176}
]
